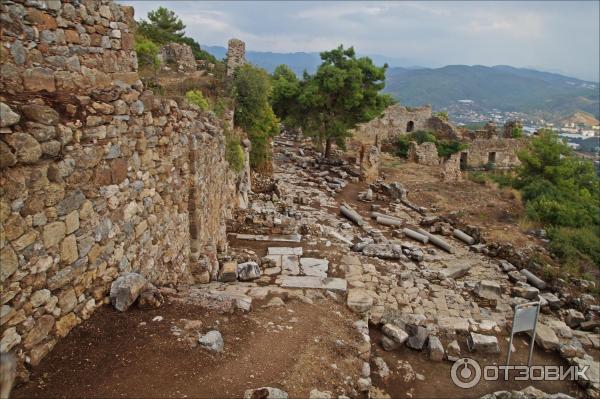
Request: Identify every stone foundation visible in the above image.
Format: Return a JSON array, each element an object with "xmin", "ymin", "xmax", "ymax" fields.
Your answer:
[{"xmin": 0, "ymin": 0, "xmax": 244, "ymax": 372}]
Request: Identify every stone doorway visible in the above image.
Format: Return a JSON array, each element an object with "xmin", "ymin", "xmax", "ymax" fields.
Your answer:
[
  {"xmin": 488, "ymin": 151, "xmax": 496, "ymax": 164},
  {"xmin": 460, "ymin": 152, "xmax": 468, "ymax": 170},
  {"xmin": 406, "ymin": 120, "xmax": 414, "ymax": 133}
]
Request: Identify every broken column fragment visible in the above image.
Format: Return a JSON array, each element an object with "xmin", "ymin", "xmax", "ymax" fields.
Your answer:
[
  {"xmin": 340, "ymin": 204, "xmax": 364, "ymax": 226},
  {"xmin": 453, "ymin": 229, "xmax": 475, "ymax": 245},
  {"xmin": 416, "ymin": 228, "xmax": 454, "ymax": 253},
  {"xmin": 520, "ymin": 269, "xmax": 547, "ymax": 290},
  {"xmin": 402, "ymin": 228, "xmax": 429, "ymax": 244}
]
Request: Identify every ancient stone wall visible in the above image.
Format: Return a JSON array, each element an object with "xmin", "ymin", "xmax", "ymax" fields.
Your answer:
[
  {"xmin": 463, "ymin": 138, "xmax": 524, "ymax": 169},
  {"xmin": 407, "ymin": 141, "xmax": 439, "ymax": 166},
  {"xmin": 0, "ymin": 0, "xmax": 242, "ymax": 370},
  {"xmin": 226, "ymin": 38, "xmax": 245, "ymax": 77},
  {"xmin": 353, "ymin": 104, "xmax": 432, "ymax": 142},
  {"xmin": 158, "ymin": 42, "xmax": 197, "ymax": 72}
]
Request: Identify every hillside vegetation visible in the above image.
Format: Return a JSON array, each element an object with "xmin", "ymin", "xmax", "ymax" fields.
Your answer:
[{"xmin": 384, "ymin": 65, "xmax": 600, "ymax": 121}]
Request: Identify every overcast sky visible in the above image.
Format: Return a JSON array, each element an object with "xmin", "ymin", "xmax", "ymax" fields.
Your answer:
[{"xmin": 122, "ymin": 1, "xmax": 600, "ymax": 82}]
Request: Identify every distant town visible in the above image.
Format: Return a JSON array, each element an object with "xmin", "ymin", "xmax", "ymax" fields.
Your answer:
[{"xmin": 445, "ymin": 100, "xmax": 600, "ymax": 158}]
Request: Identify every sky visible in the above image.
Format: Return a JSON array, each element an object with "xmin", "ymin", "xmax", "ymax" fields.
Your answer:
[{"xmin": 122, "ymin": 1, "xmax": 600, "ymax": 82}]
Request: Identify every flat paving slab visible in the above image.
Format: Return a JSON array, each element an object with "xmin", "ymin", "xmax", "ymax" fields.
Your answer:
[{"xmin": 278, "ymin": 276, "xmax": 347, "ymax": 292}]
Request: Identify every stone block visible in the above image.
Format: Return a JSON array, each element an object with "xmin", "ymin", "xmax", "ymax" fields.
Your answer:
[
  {"xmin": 382, "ymin": 323, "xmax": 408, "ymax": 344},
  {"xmin": 60, "ymin": 234, "xmax": 78, "ymax": 265},
  {"xmin": 43, "ymin": 221, "xmax": 66, "ymax": 248},
  {"xmin": 428, "ymin": 336, "xmax": 444, "ymax": 361},
  {"xmin": 237, "ymin": 262, "xmax": 261, "ymax": 281},
  {"xmin": 468, "ymin": 332, "xmax": 499, "ymax": 354},
  {"xmin": 109, "ymin": 272, "xmax": 147, "ymax": 312},
  {"xmin": 347, "ymin": 289, "xmax": 373, "ymax": 314},
  {"xmin": 219, "ymin": 261, "xmax": 238, "ymax": 282},
  {"xmin": 406, "ymin": 326, "xmax": 429, "ymax": 350}
]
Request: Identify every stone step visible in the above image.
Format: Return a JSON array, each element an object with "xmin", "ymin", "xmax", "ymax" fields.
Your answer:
[{"xmin": 278, "ymin": 276, "xmax": 347, "ymax": 292}]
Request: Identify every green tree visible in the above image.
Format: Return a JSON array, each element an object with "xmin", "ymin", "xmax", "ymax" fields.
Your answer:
[
  {"xmin": 138, "ymin": 7, "xmax": 185, "ymax": 43},
  {"xmin": 233, "ymin": 64, "xmax": 279, "ymax": 170},
  {"xmin": 137, "ymin": 7, "xmax": 218, "ymax": 64},
  {"xmin": 272, "ymin": 46, "xmax": 394, "ymax": 157},
  {"xmin": 134, "ymin": 34, "xmax": 160, "ymax": 69},
  {"xmin": 271, "ymin": 65, "xmax": 301, "ymax": 126}
]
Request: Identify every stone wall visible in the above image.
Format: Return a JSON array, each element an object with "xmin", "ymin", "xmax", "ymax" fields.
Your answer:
[
  {"xmin": 463, "ymin": 138, "xmax": 524, "ymax": 169},
  {"xmin": 226, "ymin": 38, "xmax": 245, "ymax": 77},
  {"xmin": 407, "ymin": 141, "xmax": 439, "ymax": 166},
  {"xmin": 0, "ymin": 0, "xmax": 243, "ymax": 372},
  {"xmin": 158, "ymin": 42, "xmax": 196, "ymax": 72},
  {"xmin": 353, "ymin": 104, "xmax": 432, "ymax": 142}
]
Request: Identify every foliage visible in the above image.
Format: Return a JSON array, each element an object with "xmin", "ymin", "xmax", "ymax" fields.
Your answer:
[
  {"xmin": 515, "ymin": 129, "xmax": 600, "ymax": 228},
  {"xmin": 548, "ymin": 226, "xmax": 600, "ymax": 269},
  {"xmin": 271, "ymin": 46, "xmax": 394, "ymax": 157},
  {"xmin": 512, "ymin": 129, "xmax": 600, "ymax": 269},
  {"xmin": 434, "ymin": 111, "xmax": 449, "ymax": 121},
  {"xmin": 233, "ymin": 64, "xmax": 279, "ymax": 170},
  {"xmin": 468, "ymin": 171, "xmax": 487, "ymax": 185},
  {"xmin": 395, "ymin": 130, "xmax": 467, "ymax": 158},
  {"xmin": 225, "ymin": 134, "xmax": 245, "ymax": 173},
  {"xmin": 510, "ymin": 125, "xmax": 524, "ymax": 138},
  {"xmin": 137, "ymin": 7, "xmax": 218, "ymax": 64},
  {"xmin": 185, "ymin": 90, "xmax": 209, "ymax": 111},
  {"xmin": 134, "ymin": 34, "xmax": 160, "ymax": 69}
]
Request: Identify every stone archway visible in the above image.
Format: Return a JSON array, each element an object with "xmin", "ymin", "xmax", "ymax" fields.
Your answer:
[{"xmin": 406, "ymin": 120, "xmax": 415, "ymax": 133}]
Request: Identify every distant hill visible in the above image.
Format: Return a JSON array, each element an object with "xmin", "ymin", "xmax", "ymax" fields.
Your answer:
[
  {"xmin": 202, "ymin": 45, "xmax": 599, "ymax": 123},
  {"xmin": 202, "ymin": 45, "xmax": 426, "ymax": 76},
  {"xmin": 383, "ymin": 65, "xmax": 600, "ymax": 122},
  {"xmin": 558, "ymin": 111, "xmax": 599, "ymax": 127}
]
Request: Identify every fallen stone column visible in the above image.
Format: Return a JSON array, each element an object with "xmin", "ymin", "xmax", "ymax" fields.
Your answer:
[
  {"xmin": 520, "ymin": 269, "xmax": 547, "ymax": 290},
  {"xmin": 340, "ymin": 204, "xmax": 364, "ymax": 226},
  {"xmin": 370, "ymin": 212, "xmax": 404, "ymax": 223},
  {"xmin": 376, "ymin": 216, "xmax": 403, "ymax": 227},
  {"xmin": 453, "ymin": 229, "xmax": 475, "ymax": 245},
  {"xmin": 416, "ymin": 228, "xmax": 454, "ymax": 253},
  {"xmin": 402, "ymin": 228, "xmax": 429, "ymax": 244}
]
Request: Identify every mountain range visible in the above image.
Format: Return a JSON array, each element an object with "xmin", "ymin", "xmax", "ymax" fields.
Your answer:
[{"xmin": 203, "ymin": 46, "xmax": 600, "ymax": 124}]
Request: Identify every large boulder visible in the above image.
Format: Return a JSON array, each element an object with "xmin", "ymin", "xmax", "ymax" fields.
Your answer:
[{"xmin": 109, "ymin": 273, "xmax": 147, "ymax": 312}]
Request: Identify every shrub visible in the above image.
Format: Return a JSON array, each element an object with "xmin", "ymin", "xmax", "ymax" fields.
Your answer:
[
  {"xmin": 395, "ymin": 131, "xmax": 466, "ymax": 158},
  {"xmin": 185, "ymin": 90, "xmax": 209, "ymax": 111},
  {"xmin": 225, "ymin": 136, "xmax": 245, "ymax": 173},
  {"xmin": 548, "ymin": 226, "xmax": 600, "ymax": 269},
  {"xmin": 468, "ymin": 171, "xmax": 487, "ymax": 185},
  {"xmin": 134, "ymin": 35, "xmax": 160, "ymax": 69},
  {"xmin": 434, "ymin": 111, "xmax": 449, "ymax": 121}
]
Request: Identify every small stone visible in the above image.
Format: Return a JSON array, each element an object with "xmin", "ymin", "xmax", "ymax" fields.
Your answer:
[
  {"xmin": 55, "ymin": 312, "xmax": 79, "ymax": 337},
  {"xmin": 382, "ymin": 324, "xmax": 409, "ymax": 344},
  {"xmin": 3, "ymin": 133, "xmax": 42, "ymax": 163},
  {"xmin": 406, "ymin": 326, "xmax": 429, "ymax": 350},
  {"xmin": 43, "ymin": 221, "xmax": 66, "ymax": 248},
  {"xmin": 0, "ymin": 247, "xmax": 18, "ymax": 282},
  {"xmin": 23, "ymin": 315, "xmax": 54, "ymax": 349},
  {"xmin": 347, "ymin": 288, "xmax": 373, "ymax": 314},
  {"xmin": 381, "ymin": 335, "xmax": 401, "ymax": 351},
  {"xmin": 60, "ymin": 234, "xmax": 78, "ymax": 264},
  {"xmin": 263, "ymin": 297, "xmax": 285, "ymax": 308},
  {"xmin": 65, "ymin": 210, "xmax": 79, "ymax": 234},
  {"xmin": 0, "ymin": 327, "xmax": 21, "ymax": 352},
  {"xmin": 137, "ymin": 285, "xmax": 164, "ymax": 309},
  {"xmin": 237, "ymin": 261, "xmax": 261, "ymax": 281},
  {"xmin": 30, "ymin": 289, "xmax": 51, "ymax": 308},
  {"xmin": 0, "ymin": 102, "xmax": 20, "ymax": 127},
  {"xmin": 309, "ymin": 389, "xmax": 332, "ymax": 399},
  {"xmin": 565, "ymin": 309, "xmax": 585, "ymax": 328},
  {"xmin": 373, "ymin": 357, "xmax": 390, "ymax": 379},
  {"xmin": 243, "ymin": 387, "xmax": 288, "ymax": 399},
  {"xmin": 428, "ymin": 336, "xmax": 444, "ymax": 361},
  {"xmin": 446, "ymin": 340, "xmax": 461, "ymax": 361},
  {"xmin": 198, "ymin": 330, "xmax": 224, "ymax": 353},
  {"xmin": 218, "ymin": 261, "xmax": 237, "ymax": 282},
  {"xmin": 474, "ymin": 280, "xmax": 502, "ymax": 300},
  {"xmin": 21, "ymin": 105, "xmax": 59, "ymax": 125},
  {"xmin": 559, "ymin": 339, "xmax": 585, "ymax": 358}
]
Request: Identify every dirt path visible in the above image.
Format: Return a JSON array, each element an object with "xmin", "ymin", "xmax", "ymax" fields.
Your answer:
[{"xmin": 12, "ymin": 300, "xmax": 362, "ymax": 398}]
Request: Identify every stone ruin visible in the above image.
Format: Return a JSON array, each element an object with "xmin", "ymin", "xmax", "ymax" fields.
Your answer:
[
  {"xmin": 226, "ymin": 38, "xmax": 246, "ymax": 77},
  {"xmin": 158, "ymin": 42, "xmax": 197, "ymax": 72},
  {"xmin": 0, "ymin": 0, "xmax": 249, "ymax": 371},
  {"xmin": 353, "ymin": 104, "xmax": 432, "ymax": 142}
]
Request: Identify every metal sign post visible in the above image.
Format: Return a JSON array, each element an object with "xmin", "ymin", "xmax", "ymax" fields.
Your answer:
[{"xmin": 506, "ymin": 301, "xmax": 541, "ymax": 367}]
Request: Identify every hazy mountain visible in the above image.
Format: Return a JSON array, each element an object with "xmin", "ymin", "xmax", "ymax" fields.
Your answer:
[
  {"xmin": 383, "ymin": 65, "xmax": 599, "ymax": 121},
  {"xmin": 202, "ymin": 45, "xmax": 427, "ymax": 75},
  {"xmin": 202, "ymin": 45, "xmax": 599, "ymax": 122}
]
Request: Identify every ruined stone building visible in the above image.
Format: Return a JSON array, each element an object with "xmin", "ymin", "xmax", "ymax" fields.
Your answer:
[
  {"xmin": 0, "ymin": 0, "xmax": 248, "ymax": 369},
  {"xmin": 158, "ymin": 42, "xmax": 197, "ymax": 72},
  {"xmin": 226, "ymin": 38, "xmax": 246, "ymax": 77},
  {"xmin": 353, "ymin": 102, "xmax": 525, "ymax": 173}
]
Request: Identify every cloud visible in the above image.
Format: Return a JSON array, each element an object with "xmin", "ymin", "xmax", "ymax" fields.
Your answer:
[{"xmin": 119, "ymin": 0, "xmax": 600, "ymax": 81}]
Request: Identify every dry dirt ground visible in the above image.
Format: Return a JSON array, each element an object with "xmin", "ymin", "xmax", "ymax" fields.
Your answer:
[
  {"xmin": 379, "ymin": 154, "xmax": 536, "ymax": 248},
  {"xmin": 12, "ymin": 299, "xmax": 363, "ymax": 398}
]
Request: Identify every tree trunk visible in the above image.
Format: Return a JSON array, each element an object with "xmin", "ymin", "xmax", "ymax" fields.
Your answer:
[{"xmin": 324, "ymin": 137, "xmax": 333, "ymax": 158}]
